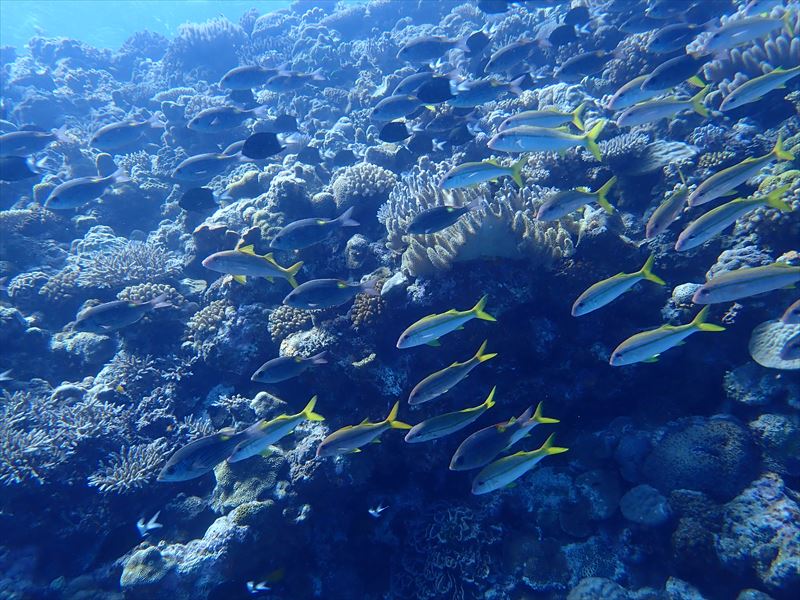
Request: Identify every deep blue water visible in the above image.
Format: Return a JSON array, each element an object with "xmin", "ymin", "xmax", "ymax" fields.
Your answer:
[{"xmin": 1, "ymin": 0, "xmax": 800, "ymax": 599}]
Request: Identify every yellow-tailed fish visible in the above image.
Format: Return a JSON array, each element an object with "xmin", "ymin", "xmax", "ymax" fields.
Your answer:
[
  {"xmin": 440, "ymin": 156, "xmax": 526, "ymax": 189},
  {"xmin": 316, "ymin": 401, "xmax": 411, "ymax": 458},
  {"xmin": 487, "ymin": 120, "xmax": 606, "ymax": 161},
  {"xmin": 692, "ymin": 263, "xmax": 800, "ymax": 305},
  {"xmin": 408, "ymin": 340, "xmax": 497, "ymax": 405},
  {"xmin": 202, "ymin": 244, "xmax": 303, "ymax": 287},
  {"xmin": 158, "ymin": 428, "xmax": 249, "ymax": 482},
  {"xmin": 449, "ymin": 403, "xmax": 559, "ymax": 471},
  {"xmin": 471, "ymin": 433, "xmax": 568, "ymax": 495},
  {"xmin": 720, "ymin": 66, "xmax": 800, "ymax": 112},
  {"xmin": 537, "ymin": 176, "xmax": 616, "ymax": 221},
  {"xmin": 396, "ymin": 294, "xmax": 496, "ymax": 349},
  {"xmin": 498, "ymin": 102, "xmax": 586, "ymax": 131},
  {"xmin": 687, "ymin": 135, "xmax": 794, "ymax": 207},
  {"xmin": 615, "ymin": 86, "xmax": 709, "ymax": 128},
  {"xmin": 228, "ymin": 396, "xmax": 325, "ymax": 463},
  {"xmin": 609, "ymin": 306, "xmax": 725, "ymax": 366},
  {"xmin": 572, "ymin": 254, "xmax": 666, "ymax": 316},
  {"xmin": 645, "ymin": 184, "xmax": 688, "ymax": 239},
  {"xmin": 405, "ymin": 387, "xmax": 497, "ymax": 443},
  {"xmin": 676, "ymin": 185, "xmax": 792, "ymax": 251},
  {"xmin": 605, "ymin": 75, "xmax": 664, "ymax": 111}
]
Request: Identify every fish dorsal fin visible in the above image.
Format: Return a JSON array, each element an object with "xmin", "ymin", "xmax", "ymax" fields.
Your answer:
[
  {"xmin": 359, "ymin": 418, "xmax": 370, "ymax": 425},
  {"xmin": 238, "ymin": 244, "xmax": 256, "ymax": 255},
  {"xmin": 443, "ymin": 309, "xmax": 460, "ymax": 315}
]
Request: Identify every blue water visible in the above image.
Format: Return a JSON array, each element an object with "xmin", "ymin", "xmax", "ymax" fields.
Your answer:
[{"xmin": 1, "ymin": 0, "xmax": 800, "ymax": 598}]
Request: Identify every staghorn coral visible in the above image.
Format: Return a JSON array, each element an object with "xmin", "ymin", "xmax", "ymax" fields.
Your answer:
[
  {"xmin": 382, "ymin": 160, "xmax": 576, "ymax": 277},
  {"xmin": 87, "ymin": 437, "xmax": 168, "ymax": 494},
  {"xmin": 75, "ymin": 239, "xmax": 181, "ymax": 290}
]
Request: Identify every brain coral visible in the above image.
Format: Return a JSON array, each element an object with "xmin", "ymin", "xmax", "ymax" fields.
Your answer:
[
  {"xmin": 643, "ymin": 416, "xmax": 759, "ymax": 501},
  {"xmin": 331, "ymin": 162, "xmax": 397, "ymax": 215},
  {"xmin": 381, "ymin": 159, "xmax": 576, "ymax": 277}
]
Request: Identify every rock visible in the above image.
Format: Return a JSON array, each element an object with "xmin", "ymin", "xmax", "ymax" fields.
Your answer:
[
  {"xmin": 665, "ymin": 576, "xmax": 707, "ymax": 600},
  {"xmin": 380, "ymin": 271, "xmax": 408, "ymax": 298},
  {"xmin": 716, "ymin": 473, "xmax": 800, "ymax": 591},
  {"xmin": 619, "ymin": 484, "xmax": 671, "ymax": 526},
  {"xmin": 49, "ymin": 330, "xmax": 117, "ymax": 369},
  {"xmin": 120, "ymin": 546, "xmax": 174, "ymax": 596},
  {"xmin": 736, "ymin": 589, "xmax": 775, "ymax": 600},
  {"xmin": 575, "ymin": 469, "xmax": 621, "ymax": 520},
  {"xmin": 567, "ymin": 577, "xmax": 628, "ymax": 600}
]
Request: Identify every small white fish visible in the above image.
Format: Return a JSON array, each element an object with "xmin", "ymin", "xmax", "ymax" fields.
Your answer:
[
  {"xmin": 136, "ymin": 511, "xmax": 163, "ymax": 537},
  {"xmin": 368, "ymin": 504, "xmax": 389, "ymax": 518},
  {"xmin": 247, "ymin": 580, "xmax": 272, "ymax": 594},
  {"xmin": 0, "ymin": 369, "xmax": 12, "ymax": 382}
]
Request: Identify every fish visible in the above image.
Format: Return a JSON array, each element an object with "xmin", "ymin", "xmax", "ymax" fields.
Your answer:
[
  {"xmin": 227, "ymin": 396, "xmax": 325, "ymax": 463},
  {"xmin": 379, "ymin": 120, "xmax": 419, "ymax": 143},
  {"xmin": 416, "ymin": 76, "xmax": 455, "ymax": 103},
  {"xmin": 548, "ymin": 24, "xmax": 578, "ymax": 47},
  {"xmin": 408, "ymin": 340, "xmax": 497, "ymax": 406},
  {"xmin": 171, "ymin": 152, "xmax": 249, "ymax": 183},
  {"xmin": 89, "ymin": 114, "xmax": 163, "ymax": 151},
  {"xmin": 687, "ymin": 136, "xmax": 795, "ymax": 207},
  {"xmin": 720, "ymin": 66, "xmax": 800, "ymax": 112},
  {"xmin": 554, "ymin": 50, "xmax": 610, "ymax": 81},
  {"xmin": 449, "ymin": 403, "xmax": 559, "ymax": 471},
  {"xmin": 447, "ymin": 76, "xmax": 524, "ymax": 108},
  {"xmin": 247, "ymin": 581, "xmax": 271, "ymax": 595},
  {"xmin": 405, "ymin": 387, "xmax": 497, "ymax": 443},
  {"xmin": 368, "ymin": 504, "xmax": 389, "ymax": 518},
  {"xmin": 695, "ymin": 14, "xmax": 789, "ymax": 54},
  {"xmin": 471, "ymin": 433, "xmax": 568, "ymax": 494},
  {"xmin": 250, "ymin": 352, "xmax": 328, "ymax": 384},
  {"xmin": 498, "ymin": 103, "xmax": 586, "ymax": 132},
  {"xmin": 647, "ymin": 23, "xmax": 702, "ymax": 53},
  {"xmin": 332, "ymin": 148, "xmax": 358, "ymax": 166},
  {"xmin": 780, "ymin": 331, "xmax": 800, "ymax": 361},
  {"xmin": 178, "ymin": 187, "xmax": 219, "ymax": 212},
  {"xmin": 609, "ymin": 306, "xmax": 725, "ymax": 366},
  {"xmin": 220, "ymin": 64, "xmax": 286, "ymax": 90},
  {"xmin": 270, "ymin": 207, "xmax": 359, "ymax": 251},
  {"xmin": 441, "ymin": 157, "xmax": 526, "ymax": 189},
  {"xmin": 158, "ymin": 427, "xmax": 249, "ymax": 482},
  {"xmin": 485, "ymin": 39, "xmax": 538, "ymax": 73},
  {"xmin": 488, "ymin": 120, "xmax": 606, "ymax": 160},
  {"xmin": 75, "ymin": 293, "xmax": 172, "ymax": 332},
  {"xmin": 621, "ymin": 14, "xmax": 662, "ymax": 34},
  {"xmin": 406, "ymin": 197, "xmax": 483, "ymax": 235},
  {"xmin": 241, "ymin": 132, "xmax": 285, "ymax": 159},
  {"xmin": 0, "ymin": 369, "xmax": 12, "ymax": 383},
  {"xmin": 202, "ymin": 244, "xmax": 303, "ymax": 287},
  {"xmin": 283, "ymin": 277, "xmax": 379, "ymax": 310},
  {"xmin": 781, "ymin": 299, "xmax": 800, "ymax": 325},
  {"xmin": 572, "ymin": 254, "xmax": 666, "ymax": 317},
  {"xmin": 641, "ymin": 54, "xmax": 708, "ymax": 91},
  {"xmin": 675, "ymin": 185, "xmax": 793, "ymax": 251},
  {"xmin": 0, "ymin": 125, "xmax": 68, "ymax": 155},
  {"xmin": 744, "ymin": 0, "xmax": 784, "ymax": 16},
  {"xmin": 393, "ymin": 71, "xmax": 438, "ymax": 96},
  {"xmin": 477, "ymin": 0, "xmax": 512, "ymax": 13},
  {"xmin": 563, "ymin": 4, "xmax": 590, "ymax": 26},
  {"xmin": 0, "ymin": 155, "xmax": 40, "ymax": 181},
  {"xmin": 396, "ymin": 294, "xmax": 496, "ymax": 348},
  {"xmin": 136, "ymin": 511, "xmax": 163, "ymax": 537},
  {"xmin": 646, "ymin": 0, "xmax": 697, "ymax": 19},
  {"xmin": 466, "ymin": 30, "xmax": 491, "ymax": 54},
  {"xmin": 297, "ymin": 145, "xmax": 322, "ymax": 165},
  {"xmin": 44, "ymin": 168, "xmax": 130, "ymax": 210},
  {"xmin": 187, "ymin": 105, "xmax": 269, "ymax": 133},
  {"xmin": 397, "ymin": 35, "xmax": 469, "ymax": 62},
  {"xmin": 316, "ymin": 401, "xmax": 412, "ymax": 458},
  {"xmin": 537, "ymin": 175, "xmax": 616, "ymax": 221},
  {"xmin": 692, "ymin": 263, "xmax": 800, "ymax": 305},
  {"xmin": 646, "ymin": 185, "xmax": 688, "ymax": 239},
  {"xmin": 616, "ymin": 85, "xmax": 709, "ymax": 128},
  {"xmin": 605, "ymin": 75, "xmax": 665, "ymax": 111},
  {"xmin": 265, "ymin": 68, "xmax": 325, "ymax": 92},
  {"xmin": 371, "ymin": 95, "xmax": 424, "ymax": 121}
]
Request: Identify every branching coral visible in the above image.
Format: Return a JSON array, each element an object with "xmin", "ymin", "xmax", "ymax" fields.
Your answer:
[
  {"xmin": 75, "ymin": 239, "xmax": 181, "ymax": 289},
  {"xmin": 381, "ymin": 159, "xmax": 576, "ymax": 277},
  {"xmin": 331, "ymin": 162, "xmax": 397, "ymax": 214},
  {"xmin": 87, "ymin": 437, "xmax": 168, "ymax": 494},
  {"xmin": 163, "ymin": 17, "xmax": 248, "ymax": 83}
]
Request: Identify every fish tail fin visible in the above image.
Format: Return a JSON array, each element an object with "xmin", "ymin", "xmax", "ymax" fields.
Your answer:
[
  {"xmin": 310, "ymin": 67, "xmax": 326, "ymax": 82},
  {"xmin": 361, "ymin": 277, "xmax": 380, "ymax": 297},
  {"xmin": 483, "ymin": 386, "xmax": 497, "ymax": 409},
  {"xmin": 52, "ymin": 123, "xmax": 71, "ymax": 144},
  {"xmin": 474, "ymin": 340, "xmax": 498, "ymax": 363},
  {"xmin": 386, "ymin": 401, "xmax": 412, "ymax": 430},
  {"xmin": 532, "ymin": 401, "xmax": 560, "ymax": 424},
  {"xmin": 687, "ymin": 75, "xmax": 706, "ymax": 88},
  {"xmin": 638, "ymin": 254, "xmax": 666, "ymax": 285},
  {"xmin": 691, "ymin": 85, "xmax": 710, "ymax": 118},
  {"xmin": 691, "ymin": 306, "xmax": 725, "ymax": 332},
  {"xmin": 303, "ymin": 395, "xmax": 325, "ymax": 421},
  {"xmin": 149, "ymin": 293, "xmax": 173, "ymax": 309},
  {"xmin": 508, "ymin": 75, "xmax": 525, "ymax": 97},
  {"xmin": 772, "ymin": 134, "xmax": 795, "ymax": 162},
  {"xmin": 111, "ymin": 167, "xmax": 131, "ymax": 185},
  {"xmin": 471, "ymin": 294, "xmax": 496, "ymax": 321},
  {"xmin": 337, "ymin": 206, "xmax": 360, "ymax": 227},
  {"xmin": 596, "ymin": 175, "xmax": 617, "ymax": 214},
  {"xmin": 454, "ymin": 34, "xmax": 471, "ymax": 53},
  {"xmin": 764, "ymin": 184, "xmax": 793, "ymax": 213},
  {"xmin": 583, "ymin": 119, "xmax": 606, "ymax": 161},
  {"xmin": 251, "ymin": 105, "xmax": 271, "ymax": 119},
  {"xmin": 285, "ymin": 261, "xmax": 303, "ymax": 288},
  {"xmin": 147, "ymin": 113, "xmax": 166, "ymax": 128},
  {"xmin": 311, "ymin": 351, "xmax": 328, "ymax": 365},
  {"xmin": 572, "ymin": 102, "xmax": 587, "ymax": 131},
  {"xmin": 538, "ymin": 433, "xmax": 569, "ymax": 456},
  {"xmin": 510, "ymin": 155, "xmax": 526, "ymax": 188}
]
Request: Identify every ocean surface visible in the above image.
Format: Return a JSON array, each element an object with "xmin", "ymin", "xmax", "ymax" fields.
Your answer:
[{"xmin": 1, "ymin": 0, "xmax": 800, "ymax": 599}]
